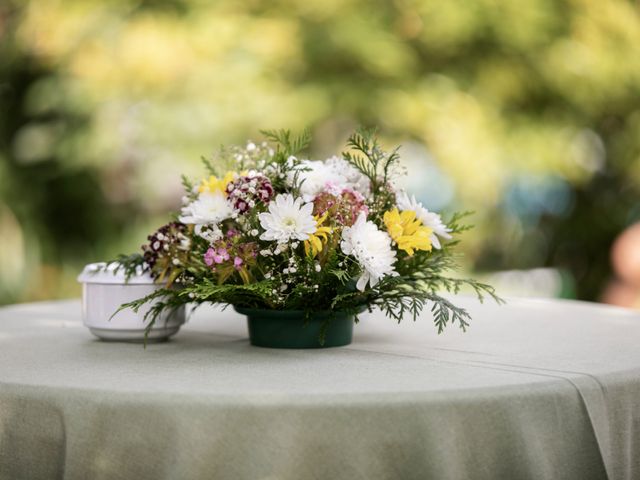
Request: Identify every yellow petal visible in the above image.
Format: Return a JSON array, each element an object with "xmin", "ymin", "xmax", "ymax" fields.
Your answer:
[
  {"xmin": 311, "ymin": 236, "xmax": 323, "ymax": 255},
  {"xmin": 400, "ymin": 210, "xmax": 417, "ymax": 223}
]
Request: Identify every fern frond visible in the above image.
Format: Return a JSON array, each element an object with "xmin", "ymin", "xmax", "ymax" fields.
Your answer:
[{"xmin": 200, "ymin": 156, "xmax": 218, "ymax": 176}]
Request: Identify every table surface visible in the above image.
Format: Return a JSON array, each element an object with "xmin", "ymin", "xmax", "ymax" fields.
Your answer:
[{"xmin": 1, "ymin": 297, "xmax": 639, "ymax": 480}]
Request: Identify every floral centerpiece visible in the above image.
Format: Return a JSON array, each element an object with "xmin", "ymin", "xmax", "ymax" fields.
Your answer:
[{"xmin": 113, "ymin": 129, "xmax": 500, "ymax": 348}]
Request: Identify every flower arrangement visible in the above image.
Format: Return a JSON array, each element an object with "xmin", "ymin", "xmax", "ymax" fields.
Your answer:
[{"xmin": 113, "ymin": 129, "xmax": 501, "ymax": 347}]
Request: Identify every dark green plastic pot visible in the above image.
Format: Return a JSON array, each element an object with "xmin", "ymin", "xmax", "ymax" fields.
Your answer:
[{"xmin": 234, "ymin": 307, "xmax": 356, "ymax": 349}]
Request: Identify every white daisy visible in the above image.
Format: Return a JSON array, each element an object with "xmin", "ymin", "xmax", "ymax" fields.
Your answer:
[
  {"xmin": 288, "ymin": 156, "xmax": 371, "ymax": 202},
  {"xmin": 325, "ymin": 155, "xmax": 370, "ymax": 197},
  {"xmin": 258, "ymin": 194, "xmax": 317, "ymax": 243},
  {"xmin": 288, "ymin": 160, "xmax": 346, "ymax": 202},
  {"xmin": 396, "ymin": 191, "xmax": 452, "ymax": 249},
  {"xmin": 179, "ymin": 191, "xmax": 234, "ymax": 225},
  {"xmin": 341, "ymin": 213, "xmax": 397, "ymax": 291}
]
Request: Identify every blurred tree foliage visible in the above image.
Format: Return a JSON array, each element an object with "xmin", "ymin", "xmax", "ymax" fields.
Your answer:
[{"xmin": 1, "ymin": 0, "xmax": 639, "ymax": 303}]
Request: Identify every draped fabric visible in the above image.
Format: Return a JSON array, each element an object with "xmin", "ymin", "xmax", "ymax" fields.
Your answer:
[{"xmin": 1, "ymin": 298, "xmax": 639, "ymax": 480}]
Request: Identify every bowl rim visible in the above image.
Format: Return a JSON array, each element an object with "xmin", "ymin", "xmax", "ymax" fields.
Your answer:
[{"xmin": 77, "ymin": 262, "xmax": 157, "ymax": 286}]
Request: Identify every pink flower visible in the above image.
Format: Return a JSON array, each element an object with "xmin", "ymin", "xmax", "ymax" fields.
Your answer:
[
  {"xmin": 206, "ymin": 247, "xmax": 231, "ymax": 266},
  {"xmin": 205, "ymin": 238, "xmax": 257, "ymax": 275},
  {"xmin": 313, "ymin": 188, "xmax": 369, "ymax": 226},
  {"xmin": 204, "ymin": 248, "xmax": 216, "ymax": 266},
  {"xmin": 217, "ymin": 248, "xmax": 230, "ymax": 262}
]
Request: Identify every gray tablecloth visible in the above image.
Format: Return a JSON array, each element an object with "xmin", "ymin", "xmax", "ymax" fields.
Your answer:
[{"xmin": 0, "ymin": 297, "xmax": 639, "ymax": 480}]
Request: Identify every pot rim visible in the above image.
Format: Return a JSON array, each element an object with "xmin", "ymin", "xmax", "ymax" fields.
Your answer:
[
  {"xmin": 77, "ymin": 262, "xmax": 157, "ymax": 286},
  {"xmin": 234, "ymin": 305, "xmax": 368, "ymax": 317}
]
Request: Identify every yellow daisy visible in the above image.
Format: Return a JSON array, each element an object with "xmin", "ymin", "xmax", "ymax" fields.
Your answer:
[
  {"xmin": 198, "ymin": 171, "xmax": 236, "ymax": 194},
  {"xmin": 383, "ymin": 208, "xmax": 433, "ymax": 256}
]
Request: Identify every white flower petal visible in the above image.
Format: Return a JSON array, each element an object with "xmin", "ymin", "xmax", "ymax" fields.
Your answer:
[
  {"xmin": 258, "ymin": 193, "xmax": 317, "ymax": 244},
  {"xmin": 356, "ymin": 273, "xmax": 369, "ymax": 292},
  {"xmin": 396, "ymin": 191, "xmax": 451, "ymax": 249},
  {"xmin": 179, "ymin": 191, "xmax": 233, "ymax": 226},
  {"xmin": 341, "ymin": 212, "xmax": 396, "ymax": 290},
  {"xmin": 287, "ymin": 157, "xmax": 370, "ymax": 202}
]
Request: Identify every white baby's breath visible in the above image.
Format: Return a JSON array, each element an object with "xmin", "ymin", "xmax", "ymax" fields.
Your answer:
[{"xmin": 194, "ymin": 224, "xmax": 223, "ymax": 243}]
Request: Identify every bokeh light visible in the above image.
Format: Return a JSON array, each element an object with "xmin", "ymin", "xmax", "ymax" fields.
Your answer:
[{"xmin": 1, "ymin": 0, "xmax": 639, "ymax": 305}]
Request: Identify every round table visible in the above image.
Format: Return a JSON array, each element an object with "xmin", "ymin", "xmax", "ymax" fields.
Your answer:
[{"xmin": 0, "ymin": 297, "xmax": 638, "ymax": 480}]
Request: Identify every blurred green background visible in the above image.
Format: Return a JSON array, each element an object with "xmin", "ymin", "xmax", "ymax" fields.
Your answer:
[{"xmin": 1, "ymin": 0, "xmax": 640, "ymax": 306}]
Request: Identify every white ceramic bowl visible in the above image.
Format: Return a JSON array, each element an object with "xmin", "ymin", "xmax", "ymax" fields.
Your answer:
[{"xmin": 77, "ymin": 263, "xmax": 186, "ymax": 342}]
